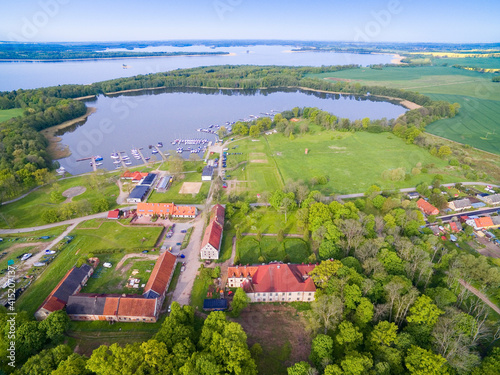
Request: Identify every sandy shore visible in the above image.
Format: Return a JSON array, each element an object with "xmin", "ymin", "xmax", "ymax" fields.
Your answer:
[
  {"xmin": 390, "ymin": 54, "xmax": 404, "ymax": 64},
  {"xmin": 41, "ymin": 107, "xmax": 97, "ymax": 159}
]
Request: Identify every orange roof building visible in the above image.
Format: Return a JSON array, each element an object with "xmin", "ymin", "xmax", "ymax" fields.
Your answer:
[
  {"xmin": 121, "ymin": 171, "xmax": 149, "ymax": 182},
  {"xmin": 227, "ymin": 263, "xmax": 317, "ymax": 303},
  {"xmin": 473, "ymin": 216, "xmax": 495, "ymax": 230},
  {"xmin": 200, "ymin": 205, "xmax": 225, "ymax": 260},
  {"xmin": 143, "ymin": 252, "xmax": 177, "ymax": 301},
  {"xmin": 417, "ymin": 198, "xmax": 440, "ymax": 216},
  {"xmin": 136, "ymin": 202, "xmax": 197, "ymax": 218}
]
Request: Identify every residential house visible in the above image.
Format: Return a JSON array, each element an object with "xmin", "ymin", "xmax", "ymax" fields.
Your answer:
[
  {"xmin": 479, "ymin": 194, "xmax": 500, "ymax": 206},
  {"xmin": 136, "ymin": 202, "xmax": 197, "ymax": 218},
  {"xmin": 417, "ymin": 198, "xmax": 440, "ymax": 216},
  {"xmin": 227, "ymin": 263, "xmax": 317, "ymax": 303},
  {"xmin": 200, "ymin": 204, "xmax": 225, "ymax": 260},
  {"xmin": 35, "ymin": 264, "xmax": 93, "ymax": 320},
  {"xmin": 468, "ymin": 217, "xmax": 495, "ymax": 230},
  {"xmin": 448, "ymin": 198, "xmax": 472, "ymax": 212},
  {"xmin": 407, "ymin": 192, "xmax": 420, "ymax": 200},
  {"xmin": 121, "ymin": 171, "xmax": 148, "ymax": 182}
]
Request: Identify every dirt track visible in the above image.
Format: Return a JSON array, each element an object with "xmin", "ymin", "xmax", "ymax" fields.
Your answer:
[{"xmin": 115, "ymin": 253, "xmax": 159, "ymax": 271}]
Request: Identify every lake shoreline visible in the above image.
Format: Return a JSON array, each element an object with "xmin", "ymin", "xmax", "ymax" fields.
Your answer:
[{"xmin": 41, "ymin": 107, "xmax": 97, "ymax": 160}]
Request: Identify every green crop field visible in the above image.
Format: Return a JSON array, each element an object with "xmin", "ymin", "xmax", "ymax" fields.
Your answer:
[
  {"xmin": 230, "ymin": 130, "xmax": 467, "ymax": 195},
  {"xmin": 0, "ymin": 174, "xmax": 119, "ymax": 229},
  {"xmin": 0, "ymin": 108, "xmax": 23, "ymax": 123},
  {"xmin": 307, "ymin": 65, "xmax": 500, "ymax": 154}
]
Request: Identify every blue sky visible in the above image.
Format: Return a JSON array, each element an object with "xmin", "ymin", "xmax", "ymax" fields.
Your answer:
[{"xmin": 0, "ymin": 0, "xmax": 499, "ymax": 43}]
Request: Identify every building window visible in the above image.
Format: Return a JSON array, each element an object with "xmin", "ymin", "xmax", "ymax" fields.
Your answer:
[
  {"xmin": 308, "ymin": 298, "xmax": 311, "ymax": 301},
  {"xmin": 263, "ymin": 299, "xmax": 266, "ymax": 302},
  {"xmin": 297, "ymin": 298, "xmax": 300, "ymax": 300},
  {"xmin": 257, "ymin": 293, "xmax": 260, "ymax": 296},
  {"xmin": 288, "ymin": 298, "xmax": 291, "ymax": 301},
  {"xmin": 308, "ymin": 292, "xmax": 312, "ymax": 296},
  {"xmin": 289, "ymin": 293, "xmax": 292, "ymax": 295}
]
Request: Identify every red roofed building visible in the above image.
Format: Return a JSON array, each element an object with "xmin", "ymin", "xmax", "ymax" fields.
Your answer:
[
  {"xmin": 210, "ymin": 204, "xmax": 225, "ymax": 227},
  {"xmin": 417, "ymin": 198, "xmax": 439, "ymax": 216},
  {"xmin": 227, "ymin": 263, "xmax": 317, "ymax": 303},
  {"xmin": 107, "ymin": 209, "xmax": 120, "ymax": 219},
  {"xmin": 472, "ymin": 216, "xmax": 495, "ymax": 230},
  {"xmin": 200, "ymin": 221, "xmax": 223, "ymax": 260},
  {"xmin": 143, "ymin": 252, "xmax": 177, "ymax": 304},
  {"xmin": 35, "ymin": 264, "xmax": 93, "ymax": 320},
  {"xmin": 136, "ymin": 202, "xmax": 197, "ymax": 218},
  {"xmin": 121, "ymin": 171, "xmax": 148, "ymax": 182}
]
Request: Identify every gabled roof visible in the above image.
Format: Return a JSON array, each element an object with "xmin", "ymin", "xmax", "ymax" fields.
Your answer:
[
  {"xmin": 67, "ymin": 294, "xmax": 157, "ymax": 318},
  {"xmin": 67, "ymin": 294, "xmax": 106, "ymax": 315},
  {"xmin": 450, "ymin": 198, "xmax": 471, "ymax": 209},
  {"xmin": 492, "ymin": 216, "xmax": 500, "ymax": 225},
  {"xmin": 474, "ymin": 217, "xmax": 494, "ymax": 228},
  {"xmin": 228, "ymin": 266, "xmax": 259, "ymax": 278},
  {"xmin": 139, "ymin": 173, "xmax": 157, "ymax": 186},
  {"xmin": 202, "ymin": 166, "xmax": 214, "ymax": 176},
  {"xmin": 136, "ymin": 203, "xmax": 197, "ymax": 217},
  {"xmin": 143, "ymin": 252, "xmax": 177, "ymax": 297},
  {"xmin": 417, "ymin": 198, "xmax": 439, "ymax": 215},
  {"xmin": 174, "ymin": 205, "xmax": 197, "ymax": 217},
  {"xmin": 128, "ymin": 185, "xmax": 150, "ymax": 200},
  {"xmin": 231, "ymin": 263, "xmax": 317, "ymax": 294},
  {"xmin": 201, "ymin": 221, "xmax": 223, "ymax": 251},
  {"xmin": 108, "ymin": 209, "xmax": 120, "ymax": 219},
  {"xmin": 117, "ymin": 297, "xmax": 157, "ymax": 317},
  {"xmin": 38, "ymin": 264, "xmax": 92, "ymax": 313},
  {"xmin": 210, "ymin": 204, "xmax": 225, "ymax": 227}
]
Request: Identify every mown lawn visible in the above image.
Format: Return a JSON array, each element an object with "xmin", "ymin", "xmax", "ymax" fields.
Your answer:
[
  {"xmin": 228, "ymin": 129, "xmax": 466, "ymax": 195},
  {"xmin": 147, "ymin": 172, "xmax": 210, "ymax": 204},
  {"xmin": 0, "ymin": 174, "xmax": 119, "ymax": 229},
  {"xmin": 236, "ymin": 236, "xmax": 310, "ymax": 265}
]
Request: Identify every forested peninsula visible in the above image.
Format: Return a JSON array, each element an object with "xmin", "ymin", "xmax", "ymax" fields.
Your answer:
[{"xmin": 0, "ymin": 65, "xmax": 459, "ymax": 200}]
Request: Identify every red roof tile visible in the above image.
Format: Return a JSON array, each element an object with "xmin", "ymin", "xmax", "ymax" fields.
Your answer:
[
  {"xmin": 229, "ymin": 264, "xmax": 316, "ymax": 293},
  {"xmin": 474, "ymin": 217, "xmax": 494, "ymax": 228},
  {"xmin": 117, "ymin": 297, "xmax": 157, "ymax": 318},
  {"xmin": 136, "ymin": 202, "xmax": 197, "ymax": 217},
  {"xmin": 201, "ymin": 221, "xmax": 223, "ymax": 250},
  {"xmin": 38, "ymin": 267, "xmax": 75, "ymax": 313},
  {"xmin": 417, "ymin": 198, "xmax": 439, "ymax": 215},
  {"xmin": 210, "ymin": 204, "xmax": 225, "ymax": 227},
  {"xmin": 107, "ymin": 209, "xmax": 120, "ymax": 219},
  {"xmin": 143, "ymin": 252, "xmax": 177, "ymax": 296}
]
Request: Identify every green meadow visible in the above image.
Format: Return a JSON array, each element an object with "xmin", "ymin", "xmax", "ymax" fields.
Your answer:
[
  {"xmin": 229, "ymin": 129, "xmax": 467, "ymax": 195},
  {"xmin": 307, "ymin": 63, "xmax": 500, "ymax": 154},
  {"xmin": 0, "ymin": 108, "xmax": 24, "ymax": 123}
]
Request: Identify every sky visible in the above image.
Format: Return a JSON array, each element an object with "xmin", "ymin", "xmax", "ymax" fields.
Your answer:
[{"xmin": 0, "ymin": 0, "xmax": 499, "ymax": 44}]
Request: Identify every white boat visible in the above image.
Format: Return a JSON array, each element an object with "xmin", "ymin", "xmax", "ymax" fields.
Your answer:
[
  {"xmin": 124, "ymin": 161, "xmax": 132, "ymax": 166},
  {"xmin": 113, "ymin": 160, "xmax": 121, "ymax": 164},
  {"xmin": 111, "ymin": 153, "xmax": 120, "ymax": 159},
  {"xmin": 33, "ymin": 262, "xmax": 46, "ymax": 267},
  {"xmin": 21, "ymin": 253, "xmax": 32, "ymax": 261},
  {"xmin": 122, "ymin": 156, "xmax": 130, "ymax": 160}
]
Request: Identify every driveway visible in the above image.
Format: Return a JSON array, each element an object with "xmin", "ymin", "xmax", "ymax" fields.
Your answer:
[{"xmin": 171, "ymin": 214, "xmax": 205, "ymax": 306}]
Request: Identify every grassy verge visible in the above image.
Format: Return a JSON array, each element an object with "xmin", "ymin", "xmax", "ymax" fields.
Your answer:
[
  {"xmin": 0, "ymin": 225, "xmax": 69, "ymax": 240},
  {"xmin": 180, "ymin": 227, "xmax": 194, "ymax": 249},
  {"xmin": 0, "ymin": 108, "xmax": 24, "ymax": 123},
  {"xmin": 236, "ymin": 236, "xmax": 310, "ymax": 265}
]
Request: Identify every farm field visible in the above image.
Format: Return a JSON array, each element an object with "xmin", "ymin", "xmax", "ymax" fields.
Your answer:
[
  {"xmin": 0, "ymin": 108, "xmax": 23, "ymax": 123},
  {"xmin": 229, "ymin": 130, "xmax": 468, "ymax": 195},
  {"xmin": 306, "ymin": 64, "xmax": 500, "ymax": 154},
  {"xmin": 0, "ymin": 174, "xmax": 119, "ymax": 229}
]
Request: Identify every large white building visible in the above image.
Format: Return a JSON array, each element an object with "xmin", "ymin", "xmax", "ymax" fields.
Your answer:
[
  {"xmin": 200, "ymin": 204, "xmax": 225, "ymax": 260},
  {"xmin": 227, "ymin": 263, "xmax": 317, "ymax": 303}
]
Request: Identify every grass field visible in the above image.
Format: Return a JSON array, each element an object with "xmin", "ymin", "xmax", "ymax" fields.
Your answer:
[
  {"xmin": 237, "ymin": 237, "xmax": 310, "ymax": 265},
  {"xmin": 228, "ymin": 129, "xmax": 467, "ymax": 195},
  {"xmin": 306, "ymin": 64, "xmax": 500, "ymax": 154},
  {"xmin": 82, "ymin": 256, "xmax": 158, "ymax": 295},
  {"xmin": 0, "ymin": 174, "xmax": 119, "ymax": 229},
  {"xmin": 0, "ymin": 108, "xmax": 23, "ymax": 123},
  {"xmin": 15, "ymin": 221, "xmax": 162, "ymax": 316},
  {"xmin": 71, "ymin": 221, "xmax": 163, "ymax": 253},
  {"xmin": 147, "ymin": 172, "xmax": 210, "ymax": 204}
]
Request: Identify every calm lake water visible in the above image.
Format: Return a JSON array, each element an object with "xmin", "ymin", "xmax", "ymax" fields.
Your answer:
[
  {"xmin": 0, "ymin": 45, "xmax": 394, "ymax": 91},
  {"xmin": 57, "ymin": 88, "xmax": 405, "ymax": 174}
]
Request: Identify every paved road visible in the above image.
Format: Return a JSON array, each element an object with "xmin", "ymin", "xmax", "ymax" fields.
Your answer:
[
  {"xmin": 0, "ymin": 207, "xmax": 137, "ymax": 235},
  {"xmin": 437, "ymin": 207, "xmax": 500, "ymax": 222}
]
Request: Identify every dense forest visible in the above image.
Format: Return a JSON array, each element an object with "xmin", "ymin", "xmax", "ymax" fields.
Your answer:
[{"xmin": 0, "ymin": 65, "xmax": 459, "ymax": 200}]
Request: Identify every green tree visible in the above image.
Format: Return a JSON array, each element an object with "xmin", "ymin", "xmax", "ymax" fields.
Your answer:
[
  {"xmin": 39, "ymin": 310, "xmax": 70, "ymax": 343},
  {"xmin": 86, "ymin": 343, "xmax": 144, "ymax": 375},
  {"xmin": 406, "ymin": 295, "xmax": 443, "ymax": 327},
  {"xmin": 287, "ymin": 361, "xmax": 314, "ymax": 375},
  {"xmin": 249, "ymin": 125, "xmax": 260, "ymax": 137},
  {"xmin": 17, "ymin": 345, "xmax": 72, "ymax": 375},
  {"xmin": 370, "ymin": 321, "xmax": 398, "ymax": 347},
  {"xmin": 472, "ymin": 347, "xmax": 500, "ymax": 375},
  {"xmin": 140, "ymin": 339, "xmax": 174, "ymax": 374},
  {"xmin": 438, "ymin": 146, "xmax": 452, "ymax": 158},
  {"xmin": 310, "ymin": 334, "xmax": 334, "ymax": 369},
  {"xmin": 336, "ymin": 321, "xmax": 363, "ymax": 351},
  {"xmin": 52, "ymin": 353, "xmax": 92, "ymax": 375},
  {"xmin": 339, "ymin": 351, "xmax": 373, "ymax": 375},
  {"xmin": 231, "ymin": 288, "xmax": 250, "ymax": 317},
  {"xmin": 405, "ymin": 345, "xmax": 449, "ymax": 375}
]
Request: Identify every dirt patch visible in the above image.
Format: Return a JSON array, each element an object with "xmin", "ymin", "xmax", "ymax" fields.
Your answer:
[
  {"xmin": 328, "ymin": 146, "xmax": 347, "ymax": 150},
  {"xmin": 6, "ymin": 242, "xmax": 44, "ymax": 253},
  {"xmin": 62, "ymin": 186, "xmax": 86, "ymax": 203},
  {"xmin": 179, "ymin": 182, "xmax": 202, "ymax": 195},
  {"xmin": 250, "ymin": 159, "xmax": 268, "ymax": 163},
  {"xmin": 234, "ymin": 304, "xmax": 311, "ymax": 372}
]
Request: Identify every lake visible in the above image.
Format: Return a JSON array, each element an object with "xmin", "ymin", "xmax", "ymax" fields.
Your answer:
[
  {"xmin": 56, "ymin": 87, "xmax": 405, "ymax": 174},
  {"xmin": 0, "ymin": 45, "xmax": 395, "ymax": 91}
]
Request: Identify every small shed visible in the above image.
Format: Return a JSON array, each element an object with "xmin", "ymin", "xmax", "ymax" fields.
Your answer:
[
  {"xmin": 107, "ymin": 209, "xmax": 120, "ymax": 220},
  {"xmin": 203, "ymin": 299, "xmax": 228, "ymax": 311}
]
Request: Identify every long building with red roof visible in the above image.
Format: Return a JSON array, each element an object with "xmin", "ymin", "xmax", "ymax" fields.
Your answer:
[
  {"xmin": 137, "ymin": 202, "xmax": 197, "ymax": 218},
  {"xmin": 143, "ymin": 251, "xmax": 177, "ymax": 303},
  {"xmin": 227, "ymin": 263, "xmax": 317, "ymax": 303},
  {"xmin": 200, "ymin": 204, "xmax": 225, "ymax": 260}
]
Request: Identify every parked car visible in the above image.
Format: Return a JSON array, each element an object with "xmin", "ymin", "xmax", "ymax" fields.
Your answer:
[
  {"xmin": 181, "ymin": 229, "xmax": 187, "ymax": 233},
  {"xmin": 168, "ymin": 304, "xmax": 172, "ymax": 313},
  {"xmin": 181, "ymin": 265, "xmax": 186, "ymax": 272},
  {"xmin": 176, "ymin": 242, "xmax": 182, "ymax": 246},
  {"xmin": 142, "ymin": 250, "xmax": 149, "ymax": 254}
]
